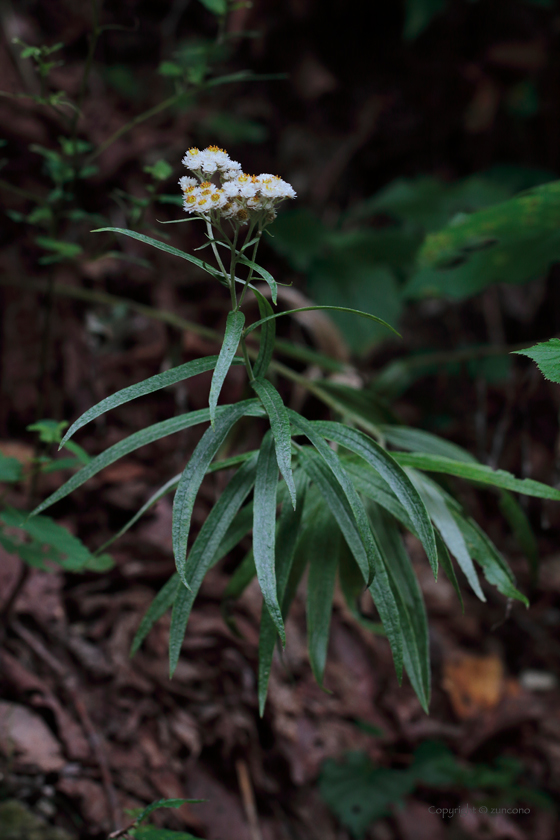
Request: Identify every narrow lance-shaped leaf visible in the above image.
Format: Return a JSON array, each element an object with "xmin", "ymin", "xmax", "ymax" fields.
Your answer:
[
  {"xmin": 172, "ymin": 400, "xmax": 260, "ymax": 586},
  {"xmin": 251, "ymin": 377, "xmax": 296, "ymax": 509},
  {"xmin": 130, "ymin": 574, "xmax": 181, "ymax": 656},
  {"xmin": 170, "ymin": 456, "xmax": 258, "ymax": 674},
  {"xmin": 253, "ymin": 431, "xmax": 284, "ymax": 643},
  {"xmin": 367, "ymin": 502, "xmax": 430, "ymax": 712},
  {"xmin": 244, "ymin": 305, "xmax": 400, "ymax": 339},
  {"xmin": 252, "ymin": 288, "xmax": 275, "ymax": 379},
  {"xmin": 32, "ymin": 405, "xmax": 260, "ymax": 516},
  {"xmin": 289, "ymin": 411, "xmax": 378, "ymax": 585},
  {"xmin": 296, "ymin": 445, "xmax": 373, "ymax": 586},
  {"xmin": 407, "ymin": 470, "xmax": 486, "ymax": 601},
  {"xmin": 237, "ymin": 255, "xmax": 278, "ymax": 304},
  {"xmin": 209, "ymin": 311, "xmax": 245, "ymax": 426},
  {"xmin": 258, "ymin": 471, "xmax": 307, "ymax": 715},
  {"xmin": 92, "ymin": 227, "xmax": 223, "ymax": 279},
  {"xmin": 394, "ymin": 451, "xmax": 560, "ymax": 501},
  {"xmin": 313, "ymin": 421, "xmax": 438, "ymax": 576},
  {"xmin": 61, "ymin": 356, "xmax": 243, "ymax": 446},
  {"xmin": 306, "ymin": 507, "xmax": 340, "ymax": 686}
]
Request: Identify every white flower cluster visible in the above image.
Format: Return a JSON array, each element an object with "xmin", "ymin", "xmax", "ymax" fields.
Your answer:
[{"xmin": 179, "ymin": 146, "xmax": 296, "ymax": 225}]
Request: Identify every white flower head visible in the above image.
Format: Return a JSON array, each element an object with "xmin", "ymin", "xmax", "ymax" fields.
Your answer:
[{"xmin": 179, "ymin": 175, "xmax": 198, "ymax": 192}]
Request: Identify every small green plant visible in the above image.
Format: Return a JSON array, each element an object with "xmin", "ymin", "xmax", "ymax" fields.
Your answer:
[
  {"xmin": 319, "ymin": 740, "xmax": 552, "ymax": 838},
  {"xmin": 30, "ymin": 145, "xmax": 560, "ymax": 715},
  {"xmin": 110, "ymin": 797, "xmax": 204, "ymax": 840}
]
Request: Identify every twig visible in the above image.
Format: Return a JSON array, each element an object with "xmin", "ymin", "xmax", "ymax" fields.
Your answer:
[
  {"xmin": 235, "ymin": 758, "xmax": 262, "ymax": 840},
  {"xmin": 11, "ymin": 619, "xmax": 121, "ymax": 831}
]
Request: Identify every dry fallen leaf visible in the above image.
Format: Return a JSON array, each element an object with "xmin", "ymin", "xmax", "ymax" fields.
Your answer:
[
  {"xmin": 0, "ymin": 700, "xmax": 65, "ymax": 771},
  {"xmin": 442, "ymin": 653, "xmax": 505, "ymax": 719}
]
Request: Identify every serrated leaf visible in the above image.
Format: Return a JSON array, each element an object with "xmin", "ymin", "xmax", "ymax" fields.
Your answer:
[
  {"xmin": 209, "ymin": 311, "xmax": 245, "ymax": 426},
  {"xmin": 0, "ymin": 507, "xmax": 99, "ymax": 572},
  {"xmin": 253, "ymin": 431, "xmax": 284, "ymax": 643},
  {"xmin": 306, "ymin": 507, "xmax": 340, "ymax": 685},
  {"xmin": 251, "ymin": 378, "xmax": 296, "ymax": 508},
  {"xmin": 172, "ymin": 401, "xmax": 259, "ymax": 586},
  {"xmin": 258, "ymin": 471, "xmax": 307, "ymax": 714},
  {"xmin": 312, "ymin": 421, "xmax": 437, "ymax": 576},
  {"xmin": 92, "ymin": 227, "xmax": 222, "ymax": 279},
  {"xmin": 513, "ymin": 338, "xmax": 560, "ymax": 384},
  {"xmin": 0, "ymin": 452, "xmax": 23, "ymax": 483},
  {"xmin": 252, "ymin": 289, "xmax": 275, "ymax": 379},
  {"xmin": 61, "ymin": 356, "xmax": 243, "ymax": 445},
  {"xmin": 170, "ymin": 457, "xmax": 258, "ymax": 674},
  {"xmin": 407, "ymin": 471, "xmax": 485, "ymax": 601},
  {"xmin": 393, "ymin": 451, "xmax": 560, "ymax": 500},
  {"xmin": 32, "ymin": 404, "xmax": 263, "ymax": 516},
  {"xmin": 368, "ymin": 503, "xmax": 430, "ymax": 710}
]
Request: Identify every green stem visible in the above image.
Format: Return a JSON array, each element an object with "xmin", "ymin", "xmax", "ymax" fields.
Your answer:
[
  {"xmin": 86, "ymin": 91, "xmax": 184, "ymax": 164},
  {"xmin": 238, "ymin": 224, "xmax": 261, "ymax": 310}
]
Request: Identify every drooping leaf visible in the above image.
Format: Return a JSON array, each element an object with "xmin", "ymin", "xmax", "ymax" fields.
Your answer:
[
  {"xmin": 244, "ymin": 305, "xmax": 400, "ymax": 341},
  {"xmin": 172, "ymin": 400, "xmax": 259, "ymax": 586},
  {"xmin": 258, "ymin": 471, "xmax": 307, "ymax": 714},
  {"xmin": 306, "ymin": 507, "xmax": 340, "ymax": 685},
  {"xmin": 130, "ymin": 574, "xmax": 181, "ymax": 656},
  {"xmin": 253, "ymin": 431, "xmax": 284, "ymax": 643},
  {"xmin": 170, "ymin": 457, "xmax": 258, "ymax": 673},
  {"xmin": 92, "ymin": 227, "xmax": 223, "ymax": 279},
  {"xmin": 61, "ymin": 356, "xmax": 243, "ymax": 445},
  {"xmin": 367, "ymin": 503, "xmax": 430, "ymax": 711},
  {"xmin": 407, "ymin": 471, "xmax": 485, "ymax": 601},
  {"xmin": 380, "ymin": 425, "xmax": 478, "ymax": 463},
  {"xmin": 453, "ymin": 512, "xmax": 528, "ymax": 605},
  {"xmin": 209, "ymin": 311, "xmax": 245, "ymax": 426},
  {"xmin": 513, "ymin": 338, "xmax": 560, "ymax": 384},
  {"xmin": 237, "ymin": 255, "xmax": 278, "ymax": 304},
  {"xmin": 32, "ymin": 403, "xmax": 263, "ymax": 517},
  {"xmin": 393, "ymin": 451, "xmax": 560, "ymax": 501},
  {"xmin": 251, "ymin": 377, "xmax": 296, "ymax": 509},
  {"xmin": 312, "ymin": 421, "xmax": 437, "ymax": 576},
  {"xmin": 497, "ymin": 490, "xmax": 539, "ymax": 581}
]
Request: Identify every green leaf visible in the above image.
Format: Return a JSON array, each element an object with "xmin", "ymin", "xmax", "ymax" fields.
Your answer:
[
  {"xmin": 209, "ymin": 311, "xmax": 245, "ymax": 426},
  {"xmin": 0, "ymin": 452, "xmax": 23, "ymax": 483},
  {"xmin": 513, "ymin": 338, "xmax": 560, "ymax": 384},
  {"xmin": 61, "ymin": 356, "xmax": 242, "ymax": 445},
  {"xmin": 170, "ymin": 456, "xmax": 258, "ymax": 674},
  {"xmin": 258, "ymin": 471, "xmax": 307, "ymax": 714},
  {"xmin": 243, "ymin": 305, "xmax": 400, "ymax": 340},
  {"xmin": 92, "ymin": 228, "xmax": 223, "ymax": 279},
  {"xmin": 253, "ymin": 431, "xmax": 284, "ymax": 643},
  {"xmin": 453, "ymin": 513, "xmax": 528, "ymax": 605},
  {"xmin": 132, "ymin": 828, "xmax": 203, "ymax": 840},
  {"xmin": 497, "ymin": 490, "xmax": 539, "ymax": 581},
  {"xmin": 367, "ymin": 503, "xmax": 430, "ymax": 711},
  {"xmin": 290, "ymin": 413, "xmax": 379, "ymax": 585},
  {"xmin": 0, "ymin": 507, "xmax": 100, "ymax": 572},
  {"xmin": 404, "ymin": 0, "xmax": 446, "ymax": 39},
  {"xmin": 393, "ymin": 451, "xmax": 560, "ymax": 501},
  {"xmin": 407, "ymin": 472, "xmax": 485, "ymax": 601},
  {"xmin": 306, "ymin": 507, "xmax": 340, "ymax": 686},
  {"xmin": 237, "ymin": 256, "xmax": 278, "ymax": 304},
  {"xmin": 135, "ymin": 798, "xmax": 204, "ymax": 825},
  {"xmin": 32, "ymin": 404, "xmax": 263, "ymax": 517},
  {"xmin": 172, "ymin": 401, "xmax": 259, "ymax": 586},
  {"xmin": 251, "ymin": 289, "xmax": 275, "ymax": 379},
  {"xmin": 130, "ymin": 575, "xmax": 181, "ymax": 655},
  {"xmin": 198, "ymin": 0, "xmax": 227, "ymax": 14},
  {"xmin": 35, "ymin": 236, "xmax": 82, "ymax": 260},
  {"xmin": 251, "ymin": 378, "xmax": 296, "ymax": 509},
  {"xmin": 380, "ymin": 425, "xmax": 478, "ymax": 463},
  {"xmin": 222, "ymin": 548, "xmax": 256, "ymax": 602},
  {"xmin": 312, "ymin": 421, "xmax": 437, "ymax": 576}
]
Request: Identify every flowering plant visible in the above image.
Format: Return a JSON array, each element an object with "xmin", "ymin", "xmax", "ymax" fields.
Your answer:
[{"xmin": 31, "ymin": 147, "xmax": 560, "ymax": 715}]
